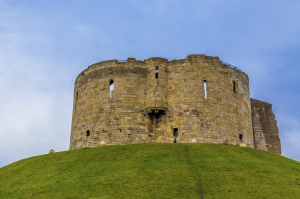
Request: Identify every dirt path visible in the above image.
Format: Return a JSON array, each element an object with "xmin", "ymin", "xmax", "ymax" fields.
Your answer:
[{"xmin": 185, "ymin": 146, "xmax": 204, "ymax": 199}]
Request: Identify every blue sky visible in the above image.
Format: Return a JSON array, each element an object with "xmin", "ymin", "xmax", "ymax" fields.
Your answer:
[{"xmin": 0, "ymin": 0, "xmax": 299, "ymax": 168}]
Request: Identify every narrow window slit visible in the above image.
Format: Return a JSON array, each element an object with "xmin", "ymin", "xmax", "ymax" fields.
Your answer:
[
  {"xmin": 86, "ymin": 130, "xmax": 90, "ymax": 136},
  {"xmin": 173, "ymin": 128, "xmax": 178, "ymax": 143},
  {"xmin": 155, "ymin": 66, "xmax": 158, "ymax": 79},
  {"xmin": 203, "ymin": 80, "xmax": 207, "ymax": 98},
  {"xmin": 233, "ymin": 81, "xmax": 236, "ymax": 93},
  {"xmin": 75, "ymin": 92, "xmax": 78, "ymax": 111},
  {"xmin": 110, "ymin": 80, "xmax": 114, "ymax": 98},
  {"xmin": 239, "ymin": 134, "xmax": 243, "ymax": 141}
]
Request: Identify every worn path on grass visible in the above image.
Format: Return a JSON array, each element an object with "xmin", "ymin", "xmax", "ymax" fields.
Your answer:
[{"xmin": 185, "ymin": 146, "xmax": 204, "ymax": 199}]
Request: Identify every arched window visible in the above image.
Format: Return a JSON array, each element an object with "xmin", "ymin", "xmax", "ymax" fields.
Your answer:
[
  {"xmin": 110, "ymin": 80, "xmax": 114, "ymax": 98},
  {"xmin": 203, "ymin": 80, "xmax": 207, "ymax": 98},
  {"xmin": 155, "ymin": 66, "xmax": 158, "ymax": 78},
  {"xmin": 86, "ymin": 130, "xmax": 90, "ymax": 136}
]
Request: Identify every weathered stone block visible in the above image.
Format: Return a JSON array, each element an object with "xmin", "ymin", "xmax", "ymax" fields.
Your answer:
[{"xmin": 49, "ymin": 149, "xmax": 55, "ymax": 154}]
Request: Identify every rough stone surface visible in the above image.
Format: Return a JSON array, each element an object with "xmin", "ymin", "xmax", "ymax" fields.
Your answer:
[
  {"xmin": 49, "ymin": 149, "xmax": 55, "ymax": 153},
  {"xmin": 251, "ymin": 98, "xmax": 281, "ymax": 154},
  {"xmin": 69, "ymin": 54, "xmax": 281, "ymax": 155}
]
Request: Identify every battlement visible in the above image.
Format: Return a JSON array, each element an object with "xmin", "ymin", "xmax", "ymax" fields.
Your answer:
[{"xmin": 78, "ymin": 54, "xmax": 248, "ymax": 83}]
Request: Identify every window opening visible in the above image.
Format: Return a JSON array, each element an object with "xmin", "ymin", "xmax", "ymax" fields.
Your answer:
[
  {"xmin": 239, "ymin": 134, "xmax": 243, "ymax": 141},
  {"xmin": 75, "ymin": 92, "xmax": 78, "ymax": 111},
  {"xmin": 155, "ymin": 66, "xmax": 158, "ymax": 79},
  {"xmin": 86, "ymin": 130, "xmax": 90, "ymax": 136},
  {"xmin": 203, "ymin": 80, "xmax": 207, "ymax": 98},
  {"xmin": 173, "ymin": 128, "xmax": 178, "ymax": 143},
  {"xmin": 110, "ymin": 80, "xmax": 114, "ymax": 98},
  {"xmin": 148, "ymin": 110, "xmax": 165, "ymax": 123},
  {"xmin": 233, "ymin": 81, "xmax": 236, "ymax": 93}
]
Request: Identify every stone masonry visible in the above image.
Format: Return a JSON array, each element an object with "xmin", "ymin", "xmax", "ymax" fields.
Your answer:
[
  {"xmin": 69, "ymin": 54, "xmax": 281, "ymax": 155},
  {"xmin": 251, "ymin": 98, "xmax": 281, "ymax": 154}
]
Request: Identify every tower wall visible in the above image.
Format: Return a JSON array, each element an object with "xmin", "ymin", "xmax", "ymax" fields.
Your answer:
[
  {"xmin": 69, "ymin": 54, "xmax": 254, "ymax": 150},
  {"xmin": 251, "ymin": 99, "xmax": 282, "ymax": 154},
  {"xmin": 164, "ymin": 55, "xmax": 253, "ymax": 146},
  {"xmin": 70, "ymin": 58, "xmax": 150, "ymax": 149},
  {"xmin": 144, "ymin": 58, "xmax": 169, "ymax": 111}
]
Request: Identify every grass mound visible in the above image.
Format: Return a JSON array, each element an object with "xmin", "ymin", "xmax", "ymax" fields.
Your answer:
[{"xmin": 0, "ymin": 143, "xmax": 299, "ymax": 198}]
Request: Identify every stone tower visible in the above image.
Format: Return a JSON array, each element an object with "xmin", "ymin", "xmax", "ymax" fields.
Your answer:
[{"xmin": 69, "ymin": 54, "xmax": 281, "ymax": 154}]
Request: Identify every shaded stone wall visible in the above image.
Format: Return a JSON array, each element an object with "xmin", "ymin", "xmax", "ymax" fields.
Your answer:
[
  {"xmin": 69, "ymin": 54, "xmax": 254, "ymax": 150},
  {"xmin": 251, "ymin": 99, "xmax": 281, "ymax": 154}
]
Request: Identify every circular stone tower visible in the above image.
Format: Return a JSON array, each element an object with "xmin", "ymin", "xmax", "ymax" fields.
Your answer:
[{"xmin": 69, "ymin": 54, "xmax": 253, "ymax": 150}]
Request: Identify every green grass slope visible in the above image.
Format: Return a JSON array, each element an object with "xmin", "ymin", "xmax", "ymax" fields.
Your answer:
[{"xmin": 0, "ymin": 143, "xmax": 299, "ymax": 199}]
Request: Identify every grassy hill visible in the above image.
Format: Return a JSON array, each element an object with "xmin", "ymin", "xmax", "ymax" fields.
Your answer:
[{"xmin": 0, "ymin": 143, "xmax": 299, "ymax": 198}]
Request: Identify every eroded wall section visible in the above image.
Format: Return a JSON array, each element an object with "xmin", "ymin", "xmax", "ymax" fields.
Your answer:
[{"xmin": 251, "ymin": 98, "xmax": 281, "ymax": 154}]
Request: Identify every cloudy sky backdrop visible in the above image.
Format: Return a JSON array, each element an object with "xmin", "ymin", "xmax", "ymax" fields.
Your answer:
[{"xmin": 1, "ymin": 0, "xmax": 300, "ymax": 168}]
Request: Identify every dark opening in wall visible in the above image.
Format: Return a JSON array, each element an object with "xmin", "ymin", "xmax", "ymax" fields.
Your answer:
[
  {"xmin": 120, "ymin": 129, "xmax": 121, "ymax": 132},
  {"xmin": 155, "ymin": 66, "xmax": 158, "ymax": 79},
  {"xmin": 86, "ymin": 130, "xmax": 90, "ymax": 136},
  {"xmin": 239, "ymin": 134, "xmax": 243, "ymax": 141},
  {"xmin": 148, "ymin": 109, "xmax": 165, "ymax": 123},
  {"xmin": 233, "ymin": 81, "xmax": 236, "ymax": 93},
  {"xmin": 173, "ymin": 128, "xmax": 178, "ymax": 143},
  {"xmin": 75, "ymin": 92, "xmax": 78, "ymax": 111},
  {"xmin": 203, "ymin": 80, "xmax": 207, "ymax": 98},
  {"xmin": 110, "ymin": 80, "xmax": 114, "ymax": 98}
]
